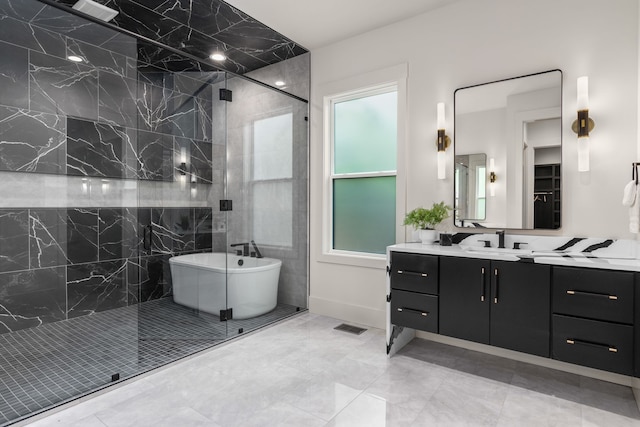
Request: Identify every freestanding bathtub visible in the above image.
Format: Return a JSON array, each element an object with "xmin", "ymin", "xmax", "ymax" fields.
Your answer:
[{"xmin": 168, "ymin": 253, "xmax": 282, "ymax": 320}]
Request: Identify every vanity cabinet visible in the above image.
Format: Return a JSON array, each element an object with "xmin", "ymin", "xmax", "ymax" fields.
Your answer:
[
  {"xmin": 389, "ymin": 252, "xmax": 439, "ymax": 333},
  {"xmin": 551, "ymin": 266, "xmax": 635, "ymax": 376},
  {"xmin": 440, "ymin": 257, "xmax": 551, "ymax": 357}
]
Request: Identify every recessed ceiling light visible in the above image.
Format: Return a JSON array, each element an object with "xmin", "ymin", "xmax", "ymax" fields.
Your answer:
[
  {"xmin": 210, "ymin": 52, "xmax": 226, "ymax": 61},
  {"xmin": 275, "ymin": 80, "xmax": 285, "ymax": 87},
  {"xmin": 67, "ymin": 55, "xmax": 84, "ymax": 63}
]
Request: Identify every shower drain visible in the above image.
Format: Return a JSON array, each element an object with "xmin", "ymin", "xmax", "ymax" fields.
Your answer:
[{"xmin": 334, "ymin": 323, "xmax": 367, "ymax": 335}]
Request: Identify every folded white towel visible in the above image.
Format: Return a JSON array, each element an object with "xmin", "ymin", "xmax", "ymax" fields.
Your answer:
[{"xmin": 623, "ymin": 180, "xmax": 637, "ymax": 206}]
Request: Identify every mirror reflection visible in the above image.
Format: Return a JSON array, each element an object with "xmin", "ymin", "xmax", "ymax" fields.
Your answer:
[
  {"xmin": 455, "ymin": 153, "xmax": 487, "ymax": 225},
  {"xmin": 454, "ymin": 70, "xmax": 562, "ymax": 229}
]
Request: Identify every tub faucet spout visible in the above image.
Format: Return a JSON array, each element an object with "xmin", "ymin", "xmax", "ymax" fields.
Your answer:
[
  {"xmin": 251, "ymin": 240, "xmax": 263, "ymax": 258},
  {"xmin": 230, "ymin": 242, "xmax": 249, "ymax": 256}
]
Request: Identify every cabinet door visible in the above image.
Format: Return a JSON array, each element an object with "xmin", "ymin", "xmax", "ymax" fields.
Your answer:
[
  {"xmin": 490, "ymin": 261, "xmax": 551, "ymax": 357},
  {"xmin": 440, "ymin": 256, "xmax": 491, "ymax": 344}
]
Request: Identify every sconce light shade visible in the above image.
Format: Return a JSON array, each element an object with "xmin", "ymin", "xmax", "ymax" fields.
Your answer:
[
  {"xmin": 436, "ymin": 102, "xmax": 449, "ymax": 180},
  {"xmin": 577, "ymin": 76, "xmax": 589, "ymax": 111},
  {"xmin": 437, "ymin": 151, "xmax": 446, "ymax": 180},
  {"xmin": 489, "ymin": 158, "xmax": 496, "ymax": 197},
  {"xmin": 573, "ymin": 76, "xmax": 594, "ymax": 172},
  {"xmin": 577, "ymin": 136, "xmax": 590, "ymax": 172}
]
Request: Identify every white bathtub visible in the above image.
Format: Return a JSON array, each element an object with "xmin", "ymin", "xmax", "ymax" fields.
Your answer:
[{"xmin": 168, "ymin": 253, "xmax": 281, "ymax": 320}]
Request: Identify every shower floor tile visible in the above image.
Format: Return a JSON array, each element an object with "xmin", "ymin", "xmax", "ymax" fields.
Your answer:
[{"xmin": 0, "ymin": 299, "xmax": 300, "ymax": 426}]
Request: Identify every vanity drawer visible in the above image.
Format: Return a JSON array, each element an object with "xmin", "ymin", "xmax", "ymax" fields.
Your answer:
[
  {"xmin": 391, "ymin": 289, "xmax": 438, "ymax": 333},
  {"xmin": 552, "ymin": 314, "xmax": 633, "ymax": 376},
  {"xmin": 390, "ymin": 252, "xmax": 438, "ymax": 294},
  {"xmin": 552, "ymin": 267, "xmax": 634, "ymax": 324}
]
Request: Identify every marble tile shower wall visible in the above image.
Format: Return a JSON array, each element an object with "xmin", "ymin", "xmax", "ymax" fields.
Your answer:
[{"xmin": 0, "ymin": 4, "xmax": 219, "ymax": 334}]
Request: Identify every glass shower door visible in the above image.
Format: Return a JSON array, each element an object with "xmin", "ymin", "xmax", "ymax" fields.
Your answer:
[{"xmin": 133, "ymin": 67, "xmax": 230, "ymax": 365}]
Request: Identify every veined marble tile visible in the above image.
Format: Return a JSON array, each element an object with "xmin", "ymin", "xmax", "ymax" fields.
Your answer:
[
  {"xmin": 151, "ymin": 207, "xmax": 195, "ymax": 255},
  {"xmin": 66, "ymin": 39, "xmax": 130, "ymax": 78},
  {"xmin": 30, "ymin": 4, "xmax": 118, "ymax": 47},
  {"xmin": 0, "ymin": 107, "xmax": 66, "ymax": 174},
  {"xmin": 0, "ymin": 40, "xmax": 29, "ymax": 110},
  {"xmin": 0, "ymin": 266, "xmax": 66, "ymax": 334},
  {"xmin": 0, "ymin": 15, "xmax": 66, "ymax": 58},
  {"xmin": 154, "ymin": 0, "xmax": 246, "ymax": 36},
  {"xmin": 66, "ymin": 208, "xmax": 98, "ymax": 264},
  {"xmin": 194, "ymin": 208, "xmax": 213, "ymax": 250},
  {"xmin": 135, "ymin": 130, "xmax": 174, "ymax": 182},
  {"xmin": 98, "ymin": 207, "xmax": 137, "ymax": 261},
  {"xmin": 66, "ymin": 117, "xmax": 127, "ymax": 179},
  {"xmin": 174, "ymin": 137, "xmax": 213, "ymax": 184},
  {"xmin": 127, "ymin": 255, "xmax": 170, "ymax": 305},
  {"xmin": 0, "ymin": 0, "xmax": 46, "ymax": 22},
  {"xmin": 0, "ymin": 209, "xmax": 30, "ymax": 272},
  {"xmin": 97, "ymin": 71, "xmax": 138, "ymax": 129},
  {"xmin": 30, "ymin": 51, "xmax": 98, "ymax": 119},
  {"xmin": 66, "ymin": 260, "xmax": 127, "ymax": 319},
  {"xmin": 29, "ymin": 208, "xmax": 67, "ymax": 268}
]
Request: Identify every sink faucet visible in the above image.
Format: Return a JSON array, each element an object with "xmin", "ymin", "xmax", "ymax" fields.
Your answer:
[
  {"xmin": 230, "ymin": 242, "xmax": 249, "ymax": 256},
  {"xmin": 496, "ymin": 230, "xmax": 505, "ymax": 249}
]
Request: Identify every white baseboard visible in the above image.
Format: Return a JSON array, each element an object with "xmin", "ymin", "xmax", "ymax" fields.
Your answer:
[{"xmin": 309, "ymin": 295, "xmax": 385, "ymax": 329}]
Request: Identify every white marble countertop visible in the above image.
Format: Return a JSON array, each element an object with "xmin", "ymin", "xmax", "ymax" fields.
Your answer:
[{"xmin": 388, "ymin": 242, "xmax": 640, "ymax": 272}]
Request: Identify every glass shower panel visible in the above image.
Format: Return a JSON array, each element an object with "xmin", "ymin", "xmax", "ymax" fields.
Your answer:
[
  {"xmin": 135, "ymin": 68, "xmax": 229, "ymax": 353},
  {"xmin": 0, "ymin": 1, "xmax": 140, "ymax": 422},
  {"xmin": 224, "ymin": 76, "xmax": 308, "ymax": 334}
]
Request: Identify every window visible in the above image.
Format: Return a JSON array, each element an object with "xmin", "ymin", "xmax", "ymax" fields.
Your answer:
[
  {"xmin": 251, "ymin": 112, "xmax": 293, "ymax": 247},
  {"xmin": 330, "ymin": 88, "xmax": 397, "ymax": 255}
]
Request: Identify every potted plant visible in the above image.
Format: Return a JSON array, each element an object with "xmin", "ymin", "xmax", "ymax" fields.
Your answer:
[{"xmin": 403, "ymin": 201, "xmax": 452, "ymax": 244}]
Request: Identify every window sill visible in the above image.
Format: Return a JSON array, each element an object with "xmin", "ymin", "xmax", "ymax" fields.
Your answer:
[{"xmin": 316, "ymin": 250, "xmax": 387, "ymax": 270}]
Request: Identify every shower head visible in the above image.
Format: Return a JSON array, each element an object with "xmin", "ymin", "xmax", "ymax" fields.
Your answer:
[{"xmin": 72, "ymin": 0, "xmax": 118, "ymax": 22}]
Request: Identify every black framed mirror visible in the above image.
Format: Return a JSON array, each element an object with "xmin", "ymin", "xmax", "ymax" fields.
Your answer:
[{"xmin": 454, "ymin": 69, "xmax": 562, "ymax": 229}]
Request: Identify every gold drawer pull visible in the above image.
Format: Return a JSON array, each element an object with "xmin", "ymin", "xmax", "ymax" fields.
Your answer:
[
  {"xmin": 396, "ymin": 270, "xmax": 428, "ymax": 278},
  {"xmin": 566, "ymin": 290, "xmax": 618, "ymax": 300},
  {"xmin": 566, "ymin": 338, "xmax": 618, "ymax": 353},
  {"xmin": 397, "ymin": 307, "xmax": 428, "ymax": 316}
]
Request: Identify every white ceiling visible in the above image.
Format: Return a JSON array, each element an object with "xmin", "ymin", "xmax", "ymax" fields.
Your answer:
[{"xmin": 225, "ymin": 0, "xmax": 461, "ymax": 50}]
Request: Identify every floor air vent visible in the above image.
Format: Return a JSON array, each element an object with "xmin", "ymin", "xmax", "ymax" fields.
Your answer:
[{"xmin": 334, "ymin": 323, "xmax": 367, "ymax": 335}]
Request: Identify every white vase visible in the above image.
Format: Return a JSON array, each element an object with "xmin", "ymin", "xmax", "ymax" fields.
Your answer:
[{"xmin": 418, "ymin": 229, "xmax": 438, "ymax": 244}]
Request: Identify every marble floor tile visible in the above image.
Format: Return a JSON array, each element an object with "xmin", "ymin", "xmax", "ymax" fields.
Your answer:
[{"xmin": 24, "ymin": 313, "xmax": 640, "ymax": 427}]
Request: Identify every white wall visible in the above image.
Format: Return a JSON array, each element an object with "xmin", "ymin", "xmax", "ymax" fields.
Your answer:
[{"xmin": 309, "ymin": 0, "xmax": 639, "ymax": 327}]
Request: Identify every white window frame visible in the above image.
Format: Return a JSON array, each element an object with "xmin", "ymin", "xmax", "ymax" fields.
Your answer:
[{"xmin": 319, "ymin": 64, "xmax": 407, "ymax": 269}]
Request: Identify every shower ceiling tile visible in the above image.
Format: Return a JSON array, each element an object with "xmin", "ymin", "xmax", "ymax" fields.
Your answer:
[
  {"xmin": 154, "ymin": 0, "xmax": 246, "ymax": 36},
  {"xmin": 46, "ymin": 0, "xmax": 308, "ymax": 74},
  {"xmin": 0, "ymin": 107, "xmax": 66, "ymax": 174}
]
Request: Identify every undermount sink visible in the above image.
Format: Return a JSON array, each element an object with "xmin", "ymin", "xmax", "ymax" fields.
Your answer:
[{"xmin": 460, "ymin": 246, "xmax": 533, "ymax": 256}]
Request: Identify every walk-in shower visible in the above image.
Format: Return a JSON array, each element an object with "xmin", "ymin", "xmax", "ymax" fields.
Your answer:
[{"xmin": 0, "ymin": 0, "xmax": 309, "ymax": 424}]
